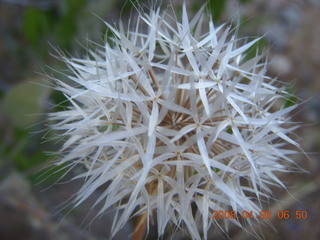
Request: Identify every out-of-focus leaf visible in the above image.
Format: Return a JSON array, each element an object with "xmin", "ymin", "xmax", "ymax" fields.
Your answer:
[
  {"xmin": 209, "ymin": 0, "xmax": 226, "ymax": 21},
  {"xmin": 54, "ymin": 0, "xmax": 87, "ymax": 49},
  {"xmin": 243, "ymin": 38, "xmax": 267, "ymax": 61},
  {"xmin": 31, "ymin": 162, "xmax": 70, "ymax": 184},
  {"xmin": 23, "ymin": 7, "xmax": 53, "ymax": 46},
  {"xmin": 0, "ymin": 89, "xmax": 4, "ymax": 99},
  {"xmin": 50, "ymin": 90, "xmax": 70, "ymax": 111},
  {"xmin": 284, "ymin": 87, "xmax": 298, "ymax": 108},
  {"xmin": 3, "ymin": 79, "xmax": 51, "ymax": 129},
  {"xmin": 15, "ymin": 151, "xmax": 48, "ymax": 172},
  {"xmin": 54, "ymin": 14, "xmax": 78, "ymax": 48}
]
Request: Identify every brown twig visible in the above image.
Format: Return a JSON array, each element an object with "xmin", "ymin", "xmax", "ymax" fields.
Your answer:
[{"xmin": 133, "ymin": 212, "xmax": 148, "ymax": 240}]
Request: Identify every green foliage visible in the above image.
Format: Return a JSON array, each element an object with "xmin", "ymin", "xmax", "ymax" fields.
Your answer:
[
  {"xmin": 50, "ymin": 89, "xmax": 71, "ymax": 112},
  {"xmin": 0, "ymin": 79, "xmax": 52, "ymax": 172},
  {"xmin": 3, "ymin": 81, "xmax": 47, "ymax": 129},
  {"xmin": 209, "ymin": 0, "xmax": 227, "ymax": 22},
  {"xmin": 0, "ymin": 123, "xmax": 51, "ymax": 172},
  {"xmin": 226, "ymin": 127, "xmax": 233, "ymax": 134},
  {"xmin": 4, "ymin": 0, "xmax": 100, "ymax": 175},
  {"xmin": 23, "ymin": 7, "xmax": 55, "ymax": 47},
  {"xmin": 284, "ymin": 87, "xmax": 298, "ymax": 108},
  {"xmin": 3, "ymin": 79, "xmax": 51, "ymax": 129},
  {"xmin": 243, "ymin": 37, "xmax": 267, "ymax": 61},
  {"xmin": 31, "ymin": 162, "xmax": 70, "ymax": 185},
  {"xmin": 55, "ymin": 0, "xmax": 87, "ymax": 49},
  {"xmin": 23, "ymin": 0, "xmax": 88, "ymax": 51}
]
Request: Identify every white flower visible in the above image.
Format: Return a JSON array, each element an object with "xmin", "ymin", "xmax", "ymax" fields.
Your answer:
[{"xmin": 48, "ymin": 4, "xmax": 301, "ymax": 240}]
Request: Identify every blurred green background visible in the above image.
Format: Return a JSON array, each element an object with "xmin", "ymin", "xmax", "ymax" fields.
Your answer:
[{"xmin": 0, "ymin": 0, "xmax": 319, "ymax": 239}]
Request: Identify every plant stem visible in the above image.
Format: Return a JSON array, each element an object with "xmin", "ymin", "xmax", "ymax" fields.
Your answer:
[{"xmin": 133, "ymin": 212, "xmax": 147, "ymax": 240}]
